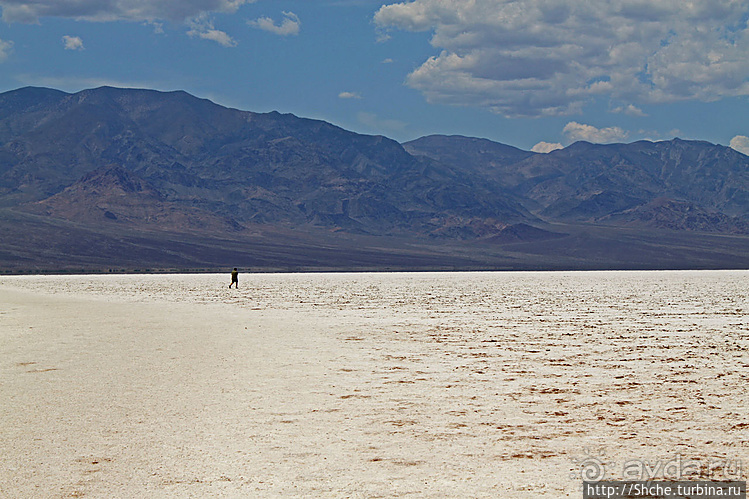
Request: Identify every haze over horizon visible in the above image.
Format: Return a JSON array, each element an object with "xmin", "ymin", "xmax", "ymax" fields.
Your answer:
[{"xmin": 1, "ymin": 0, "xmax": 749, "ymax": 154}]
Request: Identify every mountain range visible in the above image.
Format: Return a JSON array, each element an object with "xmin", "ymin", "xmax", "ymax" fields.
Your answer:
[{"xmin": 0, "ymin": 86, "xmax": 747, "ymax": 271}]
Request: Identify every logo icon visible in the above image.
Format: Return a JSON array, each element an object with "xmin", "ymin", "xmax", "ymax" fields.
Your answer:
[{"xmin": 571, "ymin": 447, "xmax": 608, "ymax": 482}]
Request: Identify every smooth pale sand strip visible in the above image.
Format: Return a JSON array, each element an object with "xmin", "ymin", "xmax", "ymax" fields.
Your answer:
[
  {"xmin": 0, "ymin": 282, "xmax": 574, "ymax": 498},
  {"xmin": 1, "ymin": 286, "xmax": 367, "ymax": 498},
  {"xmin": 1, "ymin": 272, "xmax": 748, "ymax": 498}
]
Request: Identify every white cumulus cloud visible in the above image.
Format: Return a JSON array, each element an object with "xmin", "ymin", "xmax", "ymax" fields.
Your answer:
[
  {"xmin": 0, "ymin": 0, "xmax": 255, "ymax": 23},
  {"xmin": 0, "ymin": 38, "xmax": 12, "ymax": 62},
  {"xmin": 612, "ymin": 104, "xmax": 647, "ymax": 117},
  {"xmin": 62, "ymin": 35, "xmax": 84, "ymax": 50},
  {"xmin": 729, "ymin": 135, "xmax": 749, "ymax": 155},
  {"xmin": 188, "ymin": 15, "xmax": 237, "ymax": 47},
  {"xmin": 563, "ymin": 122, "xmax": 629, "ymax": 144},
  {"xmin": 531, "ymin": 141, "xmax": 564, "ymax": 154},
  {"xmin": 339, "ymin": 91, "xmax": 362, "ymax": 99},
  {"xmin": 248, "ymin": 11, "xmax": 300, "ymax": 36},
  {"xmin": 145, "ymin": 21, "xmax": 164, "ymax": 34},
  {"xmin": 375, "ymin": 0, "xmax": 749, "ymax": 117}
]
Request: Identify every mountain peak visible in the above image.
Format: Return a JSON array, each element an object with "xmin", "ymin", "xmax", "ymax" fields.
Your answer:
[{"xmin": 0, "ymin": 87, "xmax": 68, "ymax": 118}]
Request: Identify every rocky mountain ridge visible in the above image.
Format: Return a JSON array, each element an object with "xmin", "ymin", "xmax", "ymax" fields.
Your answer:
[
  {"xmin": 0, "ymin": 86, "xmax": 747, "ymax": 270},
  {"xmin": 404, "ymin": 135, "xmax": 749, "ymax": 233},
  {"xmin": 0, "ymin": 86, "xmax": 530, "ymax": 238}
]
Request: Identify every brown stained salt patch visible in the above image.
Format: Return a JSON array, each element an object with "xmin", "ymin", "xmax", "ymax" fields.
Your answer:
[
  {"xmin": 19, "ymin": 361, "xmax": 59, "ymax": 373},
  {"xmin": 504, "ymin": 451, "xmax": 558, "ymax": 460},
  {"xmin": 26, "ymin": 368, "xmax": 59, "ymax": 373},
  {"xmin": 159, "ymin": 476, "xmax": 209, "ymax": 487},
  {"xmin": 340, "ymin": 393, "xmax": 371, "ymax": 399},
  {"xmin": 390, "ymin": 459, "xmax": 425, "ymax": 466},
  {"xmin": 65, "ymin": 457, "xmax": 115, "ymax": 498},
  {"xmin": 75, "ymin": 456, "xmax": 113, "ymax": 469}
]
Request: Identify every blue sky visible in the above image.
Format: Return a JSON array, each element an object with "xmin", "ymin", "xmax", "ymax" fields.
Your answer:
[{"xmin": 1, "ymin": 0, "xmax": 748, "ymax": 154}]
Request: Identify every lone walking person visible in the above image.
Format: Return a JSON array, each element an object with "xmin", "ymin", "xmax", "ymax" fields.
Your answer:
[{"xmin": 229, "ymin": 268, "xmax": 239, "ymax": 288}]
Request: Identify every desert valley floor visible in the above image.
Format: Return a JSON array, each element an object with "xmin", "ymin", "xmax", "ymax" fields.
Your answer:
[{"xmin": 1, "ymin": 271, "xmax": 747, "ymax": 497}]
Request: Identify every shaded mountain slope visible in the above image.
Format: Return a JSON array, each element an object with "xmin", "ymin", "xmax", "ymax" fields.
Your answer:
[
  {"xmin": 23, "ymin": 166, "xmax": 243, "ymax": 233},
  {"xmin": 405, "ymin": 135, "xmax": 749, "ymax": 233},
  {"xmin": 0, "ymin": 86, "xmax": 529, "ymax": 238}
]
